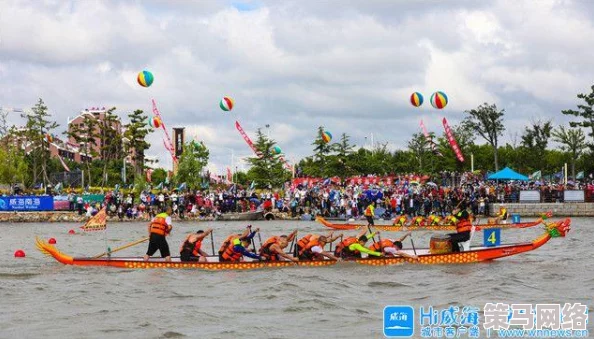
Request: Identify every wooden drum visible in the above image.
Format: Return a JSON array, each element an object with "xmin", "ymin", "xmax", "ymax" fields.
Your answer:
[{"xmin": 430, "ymin": 234, "xmax": 452, "ymax": 254}]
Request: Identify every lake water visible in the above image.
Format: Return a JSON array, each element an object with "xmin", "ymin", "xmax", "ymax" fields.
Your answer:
[{"xmin": 0, "ymin": 218, "xmax": 592, "ymax": 338}]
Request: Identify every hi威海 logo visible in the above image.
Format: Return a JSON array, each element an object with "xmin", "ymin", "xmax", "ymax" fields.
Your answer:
[{"xmin": 384, "ymin": 305, "xmax": 414, "ymax": 337}]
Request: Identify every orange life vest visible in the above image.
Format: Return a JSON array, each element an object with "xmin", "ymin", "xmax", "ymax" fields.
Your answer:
[
  {"xmin": 296, "ymin": 234, "xmax": 313, "ymax": 250},
  {"xmin": 181, "ymin": 239, "xmax": 203, "ymax": 256},
  {"xmin": 335, "ymin": 237, "xmax": 358, "ymax": 254},
  {"xmin": 259, "ymin": 236, "xmax": 281, "ymax": 260},
  {"xmin": 456, "ymin": 221, "xmax": 472, "ymax": 233},
  {"xmin": 221, "ymin": 240, "xmax": 243, "ymax": 261},
  {"xmin": 219, "ymin": 234, "xmax": 238, "ymax": 253},
  {"xmin": 149, "ymin": 215, "xmax": 171, "ymax": 236},
  {"xmin": 369, "ymin": 239, "xmax": 394, "ymax": 252},
  {"xmin": 394, "ymin": 215, "xmax": 408, "ymax": 226},
  {"xmin": 413, "ymin": 217, "xmax": 425, "ymax": 226},
  {"xmin": 300, "ymin": 239, "xmax": 323, "ymax": 259},
  {"xmin": 364, "ymin": 205, "xmax": 373, "ymax": 217}
]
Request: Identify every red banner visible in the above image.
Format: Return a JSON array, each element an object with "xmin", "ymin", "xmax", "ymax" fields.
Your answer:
[
  {"xmin": 227, "ymin": 167, "xmax": 232, "ymax": 183},
  {"xmin": 442, "ymin": 118, "xmax": 464, "ymax": 162},
  {"xmin": 152, "ymin": 99, "xmax": 178, "ymax": 163}
]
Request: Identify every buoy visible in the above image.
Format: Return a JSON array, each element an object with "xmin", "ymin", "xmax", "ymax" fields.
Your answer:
[
  {"xmin": 48, "ymin": 238, "xmax": 56, "ymax": 244},
  {"xmin": 14, "ymin": 250, "xmax": 25, "ymax": 258},
  {"xmin": 68, "ymin": 229, "xmax": 75, "ymax": 235}
]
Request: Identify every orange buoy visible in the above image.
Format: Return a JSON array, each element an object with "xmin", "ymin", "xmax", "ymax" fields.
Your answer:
[
  {"xmin": 48, "ymin": 238, "xmax": 57, "ymax": 244},
  {"xmin": 14, "ymin": 250, "xmax": 25, "ymax": 258},
  {"xmin": 68, "ymin": 229, "xmax": 75, "ymax": 235}
]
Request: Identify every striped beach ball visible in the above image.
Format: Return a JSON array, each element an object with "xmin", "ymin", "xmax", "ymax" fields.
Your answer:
[
  {"xmin": 148, "ymin": 116, "xmax": 162, "ymax": 128},
  {"xmin": 322, "ymin": 131, "xmax": 332, "ymax": 143},
  {"xmin": 137, "ymin": 70, "xmax": 154, "ymax": 87},
  {"xmin": 272, "ymin": 146, "xmax": 282, "ymax": 154},
  {"xmin": 410, "ymin": 92, "xmax": 423, "ymax": 107},
  {"xmin": 220, "ymin": 96, "xmax": 235, "ymax": 111},
  {"xmin": 430, "ymin": 91, "xmax": 448, "ymax": 109}
]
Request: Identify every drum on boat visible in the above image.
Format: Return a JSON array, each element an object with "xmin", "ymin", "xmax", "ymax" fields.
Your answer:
[{"xmin": 430, "ymin": 234, "xmax": 452, "ymax": 254}]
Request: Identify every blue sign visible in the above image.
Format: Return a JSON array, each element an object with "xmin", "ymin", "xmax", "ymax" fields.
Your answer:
[
  {"xmin": 483, "ymin": 228, "xmax": 501, "ymax": 247},
  {"xmin": 0, "ymin": 196, "xmax": 54, "ymax": 211},
  {"xmin": 384, "ymin": 305, "xmax": 414, "ymax": 337}
]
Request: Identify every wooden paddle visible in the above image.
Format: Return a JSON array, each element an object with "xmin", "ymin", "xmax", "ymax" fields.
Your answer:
[
  {"xmin": 367, "ymin": 225, "xmax": 377, "ymax": 244},
  {"xmin": 92, "ymin": 236, "xmax": 149, "ymax": 259},
  {"xmin": 210, "ymin": 231, "xmax": 216, "ymax": 256}
]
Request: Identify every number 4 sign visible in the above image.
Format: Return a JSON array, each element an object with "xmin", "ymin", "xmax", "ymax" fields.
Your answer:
[{"xmin": 483, "ymin": 228, "xmax": 501, "ymax": 247}]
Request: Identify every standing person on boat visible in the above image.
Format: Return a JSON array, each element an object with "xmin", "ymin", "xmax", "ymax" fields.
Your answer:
[
  {"xmin": 298, "ymin": 235, "xmax": 341, "ymax": 261},
  {"xmin": 449, "ymin": 206, "xmax": 473, "ymax": 252},
  {"xmin": 368, "ymin": 232, "xmax": 419, "ymax": 260},
  {"xmin": 179, "ymin": 228, "xmax": 213, "ymax": 262},
  {"xmin": 143, "ymin": 207, "xmax": 174, "ymax": 262},
  {"xmin": 364, "ymin": 200, "xmax": 375, "ymax": 226},
  {"xmin": 259, "ymin": 230, "xmax": 299, "ymax": 262},
  {"xmin": 220, "ymin": 227, "xmax": 262, "ymax": 262},
  {"xmin": 334, "ymin": 229, "xmax": 383, "ymax": 259}
]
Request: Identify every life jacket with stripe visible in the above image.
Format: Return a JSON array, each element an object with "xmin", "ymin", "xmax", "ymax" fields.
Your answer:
[
  {"xmin": 455, "ymin": 210, "xmax": 472, "ymax": 233},
  {"xmin": 364, "ymin": 204, "xmax": 374, "ymax": 217},
  {"xmin": 259, "ymin": 236, "xmax": 281, "ymax": 261},
  {"xmin": 296, "ymin": 234, "xmax": 313, "ymax": 251},
  {"xmin": 369, "ymin": 239, "xmax": 394, "ymax": 252},
  {"xmin": 498, "ymin": 208, "xmax": 508, "ymax": 220},
  {"xmin": 299, "ymin": 239, "xmax": 322, "ymax": 259},
  {"xmin": 181, "ymin": 239, "xmax": 203, "ymax": 257},
  {"xmin": 219, "ymin": 234, "xmax": 239, "ymax": 253},
  {"xmin": 335, "ymin": 237, "xmax": 358, "ymax": 256},
  {"xmin": 221, "ymin": 238, "xmax": 243, "ymax": 261},
  {"xmin": 149, "ymin": 213, "xmax": 171, "ymax": 236}
]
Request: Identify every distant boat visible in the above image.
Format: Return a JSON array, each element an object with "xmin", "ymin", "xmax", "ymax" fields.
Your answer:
[{"xmin": 215, "ymin": 211, "xmax": 264, "ymax": 221}]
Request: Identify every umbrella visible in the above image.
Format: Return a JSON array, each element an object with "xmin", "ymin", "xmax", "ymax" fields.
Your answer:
[{"xmin": 426, "ymin": 182, "xmax": 438, "ymax": 188}]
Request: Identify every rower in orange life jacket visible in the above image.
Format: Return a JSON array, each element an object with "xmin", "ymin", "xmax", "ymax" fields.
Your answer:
[
  {"xmin": 299, "ymin": 235, "xmax": 341, "ymax": 261},
  {"xmin": 218, "ymin": 226, "xmax": 251, "ymax": 261},
  {"xmin": 368, "ymin": 232, "xmax": 419, "ymax": 260},
  {"xmin": 295, "ymin": 232, "xmax": 341, "ymax": 256},
  {"xmin": 180, "ymin": 228, "xmax": 213, "ymax": 262},
  {"xmin": 220, "ymin": 226, "xmax": 262, "ymax": 262},
  {"xmin": 334, "ymin": 229, "xmax": 383, "ymax": 259},
  {"xmin": 259, "ymin": 230, "xmax": 299, "ymax": 262},
  {"xmin": 448, "ymin": 207, "xmax": 472, "ymax": 252},
  {"xmin": 144, "ymin": 207, "xmax": 174, "ymax": 262},
  {"xmin": 364, "ymin": 201, "xmax": 376, "ymax": 226}
]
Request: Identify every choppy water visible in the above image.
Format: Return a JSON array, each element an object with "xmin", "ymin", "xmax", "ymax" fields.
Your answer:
[{"xmin": 0, "ymin": 218, "xmax": 592, "ymax": 339}]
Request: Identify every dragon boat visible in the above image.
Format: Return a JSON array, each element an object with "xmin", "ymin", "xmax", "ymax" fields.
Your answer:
[
  {"xmin": 315, "ymin": 216, "xmax": 544, "ymax": 232},
  {"xmin": 35, "ymin": 219, "xmax": 569, "ymax": 270}
]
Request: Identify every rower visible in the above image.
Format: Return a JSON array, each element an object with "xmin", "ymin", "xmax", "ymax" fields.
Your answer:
[
  {"xmin": 218, "ymin": 226, "xmax": 251, "ymax": 261},
  {"xmin": 364, "ymin": 201, "xmax": 376, "ymax": 226},
  {"xmin": 368, "ymin": 232, "xmax": 419, "ymax": 260},
  {"xmin": 448, "ymin": 206, "xmax": 472, "ymax": 252},
  {"xmin": 427, "ymin": 214, "xmax": 442, "ymax": 226},
  {"xmin": 334, "ymin": 229, "xmax": 383, "ymax": 259},
  {"xmin": 295, "ymin": 232, "xmax": 341, "ymax": 255},
  {"xmin": 143, "ymin": 207, "xmax": 173, "ymax": 262},
  {"xmin": 496, "ymin": 205, "xmax": 508, "ymax": 224},
  {"xmin": 259, "ymin": 230, "xmax": 299, "ymax": 262},
  {"xmin": 299, "ymin": 235, "xmax": 340, "ymax": 261},
  {"xmin": 179, "ymin": 228, "xmax": 213, "ymax": 262},
  {"xmin": 220, "ymin": 227, "xmax": 262, "ymax": 262}
]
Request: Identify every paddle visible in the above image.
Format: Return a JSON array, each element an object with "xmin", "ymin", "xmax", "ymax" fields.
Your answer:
[
  {"xmin": 92, "ymin": 236, "xmax": 149, "ymax": 259},
  {"xmin": 210, "ymin": 231, "xmax": 215, "ymax": 256},
  {"xmin": 367, "ymin": 225, "xmax": 377, "ymax": 244},
  {"xmin": 409, "ymin": 232, "xmax": 417, "ymax": 256}
]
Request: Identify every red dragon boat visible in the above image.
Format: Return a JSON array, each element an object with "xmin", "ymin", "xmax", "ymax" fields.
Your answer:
[
  {"xmin": 315, "ymin": 216, "xmax": 544, "ymax": 232},
  {"xmin": 35, "ymin": 219, "xmax": 569, "ymax": 270}
]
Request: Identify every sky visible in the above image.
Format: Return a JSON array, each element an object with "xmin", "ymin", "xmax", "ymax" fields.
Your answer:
[{"xmin": 1, "ymin": 0, "xmax": 593, "ymax": 175}]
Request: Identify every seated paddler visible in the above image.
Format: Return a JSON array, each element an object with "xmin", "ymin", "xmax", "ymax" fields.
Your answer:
[
  {"xmin": 295, "ymin": 231, "xmax": 341, "ymax": 256},
  {"xmin": 298, "ymin": 235, "xmax": 340, "ymax": 261},
  {"xmin": 368, "ymin": 232, "xmax": 418, "ymax": 260},
  {"xmin": 218, "ymin": 226, "xmax": 252, "ymax": 261},
  {"xmin": 179, "ymin": 228, "xmax": 213, "ymax": 262},
  {"xmin": 334, "ymin": 229, "xmax": 383, "ymax": 259},
  {"xmin": 448, "ymin": 206, "xmax": 473, "ymax": 253},
  {"xmin": 220, "ymin": 226, "xmax": 262, "ymax": 262},
  {"xmin": 259, "ymin": 230, "xmax": 299, "ymax": 262}
]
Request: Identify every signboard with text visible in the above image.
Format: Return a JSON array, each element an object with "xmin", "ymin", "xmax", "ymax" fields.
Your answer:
[{"xmin": 0, "ymin": 196, "xmax": 54, "ymax": 211}]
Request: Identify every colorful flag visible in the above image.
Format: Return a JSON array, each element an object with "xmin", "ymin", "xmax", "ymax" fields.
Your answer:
[
  {"xmin": 80, "ymin": 207, "xmax": 107, "ymax": 232},
  {"xmin": 58, "ymin": 154, "xmax": 70, "ymax": 172},
  {"xmin": 576, "ymin": 171, "xmax": 584, "ymax": 180},
  {"xmin": 442, "ymin": 118, "xmax": 464, "ymax": 162},
  {"xmin": 420, "ymin": 120, "xmax": 443, "ymax": 157},
  {"xmin": 530, "ymin": 170, "xmax": 542, "ymax": 180}
]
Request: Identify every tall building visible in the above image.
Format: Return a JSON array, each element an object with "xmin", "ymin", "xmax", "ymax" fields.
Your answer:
[{"xmin": 67, "ymin": 107, "xmax": 122, "ymax": 159}]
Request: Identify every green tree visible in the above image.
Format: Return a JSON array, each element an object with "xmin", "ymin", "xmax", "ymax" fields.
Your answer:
[
  {"xmin": 0, "ymin": 130, "xmax": 29, "ymax": 187},
  {"xmin": 124, "ymin": 110, "xmax": 151, "ymax": 178},
  {"xmin": 175, "ymin": 141, "xmax": 210, "ymax": 189},
  {"xmin": 151, "ymin": 168, "xmax": 168, "ymax": 185},
  {"xmin": 327, "ymin": 133, "xmax": 355, "ymax": 177},
  {"xmin": 437, "ymin": 123, "xmax": 475, "ymax": 172},
  {"xmin": 98, "ymin": 108, "xmax": 123, "ymax": 187},
  {"xmin": 521, "ymin": 120, "xmax": 553, "ymax": 171},
  {"xmin": 463, "ymin": 103, "xmax": 506, "ymax": 171},
  {"xmin": 551, "ymin": 126, "xmax": 587, "ymax": 181},
  {"xmin": 246, "ymin": 129, "xmax": 289, "ymax": 188},
  {"xmin": 66, "ymin": 113, "xmax": 99, "ymax": 186},
  {"xmin": 562, "ymin": 84, "xmax": 594, "ymax": 150},
  {"xmin": 407, "ymin": 133, "xmax": 429, "ymax": 172},
  {"xmin": 21, "ymin": 99, "xmax": 59, "ymax": 186}
]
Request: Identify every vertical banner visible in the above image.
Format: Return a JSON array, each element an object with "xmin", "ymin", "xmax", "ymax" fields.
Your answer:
[
  {"xmin": 173, "ymin": 127, "xmax": 185, "ymax": 157},
  {"xmin": 151, "ymin": 99, "xmax": 178, "ymax": 163},
  {"xmin": 442, "ymin": 118, "xmax": 465, "ymax": 162},
  {"xmin": 227, "ymin": 167, "xmax": 232, "ymax": 184},
  {"xmin": 420, "ymin": 120, "xmax": 443, "ymax": 157}
]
